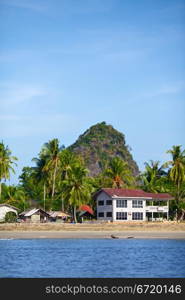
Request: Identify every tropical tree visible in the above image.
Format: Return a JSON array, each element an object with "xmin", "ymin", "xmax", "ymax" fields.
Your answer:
[
  {"xmin": 139, "ymin": 160, "xmax": 167, "ymax": 193},
  {"xmin": 57, "ymin": 149, "xmax": 80, "ymax": 210},
  {"xmin": 40, "ymin": 139, "xmax": 65, "ymax": 201},
  {"xmin": 19, "ymin": 166, "xmax": 41, "ymax": 200},
  {"xmin": 164, "ymin": 145, "xmax": 185, "ymax": 203},
  {"xmin": 32, "ymin": 156, "xmax": 50, "ymax": 211},
  {"xmin": 104, "ymin": 156, "xmax": 135, "ymax": 188},
  {"xmin": 169, "ymin": 189, "xmax": 185, "ymax": 221},
  {"xmin": 89, "ymin": 173, "xmax": 112, "ymax": 191},
  {"xmin": 3, "ymin": 185, "xmax": 28, "ymax": 211},
  {"xmin": 0, "ymin": 142, "xmax": 18, "ymax": 200},
  {"xmin": 62, "ymin": 163, "xmax": 91, "ymax": 222},
  {"xmin": 60, "ymin": 149, "xmax": 78, "ymax": 180}
]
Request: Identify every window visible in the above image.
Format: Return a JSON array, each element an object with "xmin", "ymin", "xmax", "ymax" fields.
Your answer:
[
  {"xmin": 116, "ymin": 200, "xmax": 127, "ymax": 208},
  {"xmin": 116, "ymin": 212, "xmax": 127, "ymax": 220},
  {"xmin": 98, "ymin": 212, "xmax": 104, "ymax": 217},
  {"xmin": 132, "ymin": 212, "xmax": 143, "ymax": 220},
  {"xmin": 106, "ymin": 212, "xmax": 112, "ymax": 217},
  {"xmin": 106, "ymin": 200, "xmax": 112, "ymax": 205},
  {"xmin": 98, "ymin": 200, "xmax": 104, "ymax": 206},
  {"xmin": 132, "ymin": 200, "xmax": 143, "ymax": 208}
]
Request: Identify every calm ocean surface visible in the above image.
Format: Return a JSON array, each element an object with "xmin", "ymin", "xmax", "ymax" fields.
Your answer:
[{"xmin": 0, "ymin": 239, "xmax": 185, "ymax": 278}]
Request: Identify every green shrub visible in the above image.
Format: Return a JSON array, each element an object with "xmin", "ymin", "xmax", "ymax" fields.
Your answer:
[{"xmin": 5, "ymin": 211, "xmax": 17, "ymax": 223}]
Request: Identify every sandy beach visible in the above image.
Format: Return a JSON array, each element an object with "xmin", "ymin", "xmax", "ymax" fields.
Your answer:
[
  {"xmin": 0, "ymin": 222, "xmax": 185, "ymax": 239},
  {"xmin": 0, "ymin": 230, "xmax": 185, "ymax": 239}
]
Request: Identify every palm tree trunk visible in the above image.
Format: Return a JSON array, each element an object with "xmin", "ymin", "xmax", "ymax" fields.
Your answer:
[
  {"xmin": 52, "ymin": 160, "xmax": 58, "ymax": 200},
  {"xmin": 73, "ymin": 205, "xmax": 77, "ymax": 223},
  {"xmin": 61, "ymin": 194, "xmax": 64, "ymax": 211},
  {"xmin": 179, "ymin": 210, "xmax": 185, "ymax": 221},
  {"xmin": 0, "ymin": 181, "xmax": 1, "ymax": 201},
  {"xmin": 176, "ymin": 180, "xmax": 181, "ymax": 204},
  {"xmin": 43, "ymin": 183, "xmax": 46, "ymax": 211}
]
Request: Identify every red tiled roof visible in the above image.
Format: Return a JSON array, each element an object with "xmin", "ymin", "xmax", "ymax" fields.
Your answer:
[
  {"xmin": 149, "ymin": 193, "xmax": 172, "ymax": 199},
  {"xmin": 79, "ymin": 205, "xmax": 94, "ymax": 215},
  {"xmin": 98, "ymin": 188, "xmax": 172, "ymax": 200}
]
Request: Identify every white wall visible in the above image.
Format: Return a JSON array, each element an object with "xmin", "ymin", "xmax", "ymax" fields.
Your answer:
[
  {"xmin": 0, "ymin": 206, "xmax": 18, "ymax": 222},
  {"xmin": 96, "ymin": 192, "xmax": 147, "ymax": 221},
  {"xmin": 112, "ymin": 198, "xmax": 146, "ymax": 221}
]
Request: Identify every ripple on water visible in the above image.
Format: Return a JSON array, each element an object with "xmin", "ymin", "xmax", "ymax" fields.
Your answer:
[{"xmin": 0, "ymin": 239, "xmax": 185, "ymax": 278}]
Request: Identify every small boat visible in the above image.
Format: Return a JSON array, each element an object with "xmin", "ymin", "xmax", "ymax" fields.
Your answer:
[
  {"xmin": 111, "ymin": 234, "xmax": 119, "ymax": 239},
  {"xmin": 127, "ymin": 236, "xmax": 134, "ymax": 239}
]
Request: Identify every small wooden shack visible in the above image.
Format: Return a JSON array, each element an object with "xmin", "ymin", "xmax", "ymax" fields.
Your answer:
[
  {"xmin": 48, "ymin": 211, "xmax": 72, "ymax": 222},
  {"xmin": 19, "ymin": 208, "xmax": 50, "ymax": 223}
]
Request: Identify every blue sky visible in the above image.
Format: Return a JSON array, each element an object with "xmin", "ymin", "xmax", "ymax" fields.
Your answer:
[{"xmin": 0, "ymin": 0, "xmax": 185, "ymax": 184}]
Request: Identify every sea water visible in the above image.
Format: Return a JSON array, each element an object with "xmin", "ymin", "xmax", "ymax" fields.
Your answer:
[{"xmin": 0, "ymin": 239, "xmax": 185, "ymax": 278}]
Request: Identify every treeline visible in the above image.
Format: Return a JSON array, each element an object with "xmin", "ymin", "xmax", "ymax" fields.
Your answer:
[{"xmin": 0, "ymin": 139, "xmax": 185, "ymax": 220}]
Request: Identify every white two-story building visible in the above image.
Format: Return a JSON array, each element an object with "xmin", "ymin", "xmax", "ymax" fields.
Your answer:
[{"xmin": 94, "ymin": 188, "xmax": 173, "ymax": 222}]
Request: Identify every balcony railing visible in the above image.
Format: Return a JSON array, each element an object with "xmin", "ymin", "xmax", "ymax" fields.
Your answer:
[{"xmin": 146, "ymin": 206, "xmax": 168, "ymax": 212}]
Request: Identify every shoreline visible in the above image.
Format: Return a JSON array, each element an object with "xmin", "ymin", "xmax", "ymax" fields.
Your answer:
[
  {"xmin": 1, "ymin": 222, "xmax": 185, "ymax": 239},
  {"xmin": 0, "ymin": 230, "xmax": 185, "ymax": 239}
]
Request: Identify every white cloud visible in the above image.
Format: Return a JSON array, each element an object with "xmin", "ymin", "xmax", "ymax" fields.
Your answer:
[
  {"xmin": 143, "ymin": 81, "xmax": 185, "ymax": 98},
  {"xmin": 0, "ymin": 0, "xmax": 48, "ymax": 12},
  {"xmin": 59, "ymin": 0, "xmax": 114, "ymax": 15},
  {"xmin": 0, "ymin": 0, "xmax": 114, "ymax": 15},
  {"xmin": 103, "ymin": 49, "xmax": 146, "ymax": 62},
  {"xmin": 0, "ymin": 82, "xmax": 46, "ymax": 106},
  {"xmin": 0, "ymin": 112, "xmax": 82, "ymax": 138}
]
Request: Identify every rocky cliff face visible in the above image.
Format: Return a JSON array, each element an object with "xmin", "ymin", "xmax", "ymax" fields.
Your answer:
[{"xmin": 68, "ymin": 122, "xmax": 139, "ymax": 176}]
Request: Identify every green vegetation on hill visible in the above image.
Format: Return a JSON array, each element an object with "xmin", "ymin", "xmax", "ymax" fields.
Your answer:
[{"xmin": 68, "ymin": 122, "xmax": 139, "ymax": 177}]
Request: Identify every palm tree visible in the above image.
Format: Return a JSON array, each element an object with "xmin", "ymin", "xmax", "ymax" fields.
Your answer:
[
  {"xmin": 104, "ymin": 157, "xmax": 134, "ymax": 188},
  {"xmin": 57, "ymin": 149, "xmax": 79, "ymax": 211},
  {"xmin": 5, "ymin": 186, "xmax": 27, "ymax": 211},
  {"xmin": 32, "ymin": 156, "xmax": 49, "ymax": 211},
  {"xmin": 0, "ymin": 142, "xmax": 18, "ymax": 200},
  {"xmin": 165, "ymin": 145, "xmax": 185, "ymax": 203},
  {"xmin": 40, "ymin": 139, "xmax": 64, "ymax": 201},
  {"xmin": 19, "ymin": 166, "xmax": 40, "ymax": 200},
  {"xmin": 140, "ymin": 160, "xmax": 167, "ymax": 192},
  {"xmin": 62, "ymin": 163, "xmax": 91, "ymax": 222},
  {"xmin": 60, "ymin": 149, "xmax": 78, "ymax": 180}
]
